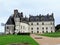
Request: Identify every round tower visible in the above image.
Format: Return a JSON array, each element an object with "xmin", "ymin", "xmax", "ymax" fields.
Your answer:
[{"xmin": 13, "ymin": 9, "xmax": 20, "ymax": 34}]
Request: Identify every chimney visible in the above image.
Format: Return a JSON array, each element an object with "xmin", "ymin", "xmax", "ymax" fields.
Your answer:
[
  {"xmin": 20, "ymin": 12, "xmax": 23, "ymax": 17},
  {"xmin": 51, "ymin": 13, "xmax": 54, "ymax": 17},
  {"xmin": 14, "ymin": 9, "xmax": 18, "ymax": 14}
]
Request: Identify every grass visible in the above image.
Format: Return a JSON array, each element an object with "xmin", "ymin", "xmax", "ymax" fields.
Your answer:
[
  {"xmin": 0, "ymin": 35, "xmax": 39, "ymax": 45},
  {"xmin": 38, "ymin": 32, "xmax": 60, "ymax": 37}
]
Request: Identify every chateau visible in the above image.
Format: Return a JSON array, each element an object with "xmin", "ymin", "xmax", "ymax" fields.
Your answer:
[{"xmin": 5, "ymin": 9, "xmax": 55, "ymax": 34}]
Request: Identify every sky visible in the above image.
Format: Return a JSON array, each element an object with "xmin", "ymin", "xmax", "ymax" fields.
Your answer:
[{"xmin": 0, "ymin": 0, "xmax": 60, "ymax": 32}]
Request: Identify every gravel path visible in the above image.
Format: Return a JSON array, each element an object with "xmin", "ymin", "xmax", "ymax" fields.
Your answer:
[{"xmin": 30, "ymin": 34, "xmax": 60, "ymax": 45}]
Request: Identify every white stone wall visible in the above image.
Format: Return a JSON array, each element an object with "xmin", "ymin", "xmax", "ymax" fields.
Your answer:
[
  {"xmin": 15, "ymin": 22, "xmax": 20, "ymax": 33},
  {"xmin": 5, "ymin": 25, "xmax": 14, "ymax": 34},
  {"xmin": 14, "ymin": 18, "xmax": 20, "ymax": 22},
  {"xmin": 5, "ymin": 20, "xmax": 55, "ymax": 34},
  {"xmin": 14, "ymin": 17, "xmax": 20, "ymax": 33},
  {"xmin": 20, "ymin": 22, "xmax": 29, "ymax": 33},
  {"xmin": 15, "ymin": 22, "xmax": 29, "ymax": 33},
  {"xmin": 29, "ymin": 21, "xmax": 55, "ymax": 33}
]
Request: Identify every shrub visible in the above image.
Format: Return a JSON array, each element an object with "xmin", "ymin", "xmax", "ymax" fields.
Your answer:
[{"xmin": 17, "ymin": 33, "xmax": 30, "ymax": 35}]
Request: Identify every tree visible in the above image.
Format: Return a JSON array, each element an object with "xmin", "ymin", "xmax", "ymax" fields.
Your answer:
[{"xmin": 55, "ymin": 24, "xmax": 60, "ymax": 32}]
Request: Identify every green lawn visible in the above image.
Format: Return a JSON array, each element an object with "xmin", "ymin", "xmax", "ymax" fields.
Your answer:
[
  {"xmin": 38, "ymin": 32, "xmax": 60, "ymax": 37},
  {"xmin": 0, "ymin": 35, "xmax": 39, "ymax": 45}
]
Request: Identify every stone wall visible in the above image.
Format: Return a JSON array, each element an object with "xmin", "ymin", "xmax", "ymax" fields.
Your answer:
[
  {"xmin": 29, "ymin": 21, "xmax": 55, "ymax": 33},
  {"xmin": 5, "ymin": 25, "xmax": 14, "ymax": 34},
  {"xmin": 15, "ymin": 22, "xmax": 29, "ymax": 34}
]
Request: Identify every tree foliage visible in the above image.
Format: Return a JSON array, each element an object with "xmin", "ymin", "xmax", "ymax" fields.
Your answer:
[{"xmin": 55, "ymin": 24, "xmax": 60, "ymax": 32}]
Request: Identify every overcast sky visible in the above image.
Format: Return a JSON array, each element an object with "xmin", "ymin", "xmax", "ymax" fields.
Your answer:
[{"xmin": 0, "ymin": 0, "xmax": 60, "ymax": 32}]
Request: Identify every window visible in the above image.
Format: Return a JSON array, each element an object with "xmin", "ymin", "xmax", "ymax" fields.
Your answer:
[
  {"xmin": 51, "ymin": 22, "xmax": 52, "ymax": 25},
  {"xmin": 31, "ymin": 28, "xmax": 33, "ymax": 30},
  {"xmin": 49, "ymin": 17, "xmax": 52, "ymax": 19},
  {"xmin": 42, "ymin": 27, "xmax": 44, "ymax": 30},
  {"xmin": 51, "ymin": 27, "xmax": 52, "ymax": 29},
  {"xmin": 51, "ymin": 31, "xmax": 53, "ymax": 33},
  {"xmin": 51, "ymin": 22, "xmax": 54, "ymax": 25},
  {"xmin": 53, "ymin": 23, "xmax": 54, "ymax": 25},
  {"xmin": 21, "ymin": 26, "xmax": 22, "ymax": 29},
  {"xmin": 37, "ymin": 31, "xmax": 39, "ymax": 33},
  {"xmin": 51, "ymin": 27, "xmax": 52, "ymax": 32},
  {"xmin": 30, "ymin": 18, "xmax": 33, "ymax": 20},
  {"xmin": 41, "ymin": 17, "xmax": 44, "ymax": 20},
  {"xmin": 46, "ymin": 27, "xmax": 48, "ymax": 30},
  {"xmin": 42, "ymin": 31, "xmax": 44, "ymax": 33},
  {"xmin": 6, "ymin": 30, "xmax": 9, "ymax": 32},
  {"xmin": 42, "ymin": 22, "xmax": 44, "ymax": 25},
  {"xmin": 36, "ymin": 18, "xmax": 39, "ymax": 21},
  {"xmin": 37, "ymin": 27, "xmax": 39, "ymax": 30},
  {"xmin": 23, "ymin": 26, "xmax": 25, "ymax": 29},
  {"xmin": 31, "ymin": 31, "xmax": 33, "ymax": 33},
  {"xmin": 37, "ymin": 23, "xmax": 39, "ymax": 25},
  {"xmin": 7, "ymin": 26, "xmax": 9, "ymax": 29},
  {"xmin": 46, "ymin": 31, "xmax": 48, "ymax": 33},
  {"xmin": 31, "ymin": 23, "xmax": 33, "ymax": 25},
  {"xmin": 37, "ymin": 19, "xmax": 39, "ymax": 21}
]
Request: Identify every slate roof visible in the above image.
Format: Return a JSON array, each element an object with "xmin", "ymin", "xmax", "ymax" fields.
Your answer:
[
  {"xmin": 6, "ymin": 10, "xmax": 55, "ymax": 25},
  {"xmin": 29, "ymin": 14, "xmax": 54, "ymax": 22},
  {"xmin": 6, "ymin": 16, "xmax": 15, "ymax": 25},
  {"xmin": 21, "ymin": 17, "xmax": 29, "ymax": 24},
  {"xmin": 6, "ymin": 10, "xmax": 28, "ymax": 25}
]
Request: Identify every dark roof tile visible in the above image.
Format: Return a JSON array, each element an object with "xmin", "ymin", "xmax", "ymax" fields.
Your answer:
[{"xmin": 6, "ymin": 16, "xmax": 15, "ymax": 25}]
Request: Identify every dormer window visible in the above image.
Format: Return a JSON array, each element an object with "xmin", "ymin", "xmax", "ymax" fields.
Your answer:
[
  {"xmin": 30, "ymin": 18, "xmax": 33, "ymax": 20},
  {"xmin": 49, "ymin": 17, "xmax": 52, "ymax": 20},
  {"xmin": 41, "ymin": 17, "xmax": 44, "ymax": 20},
  {"xmin": 36, "ymin": 18, "xmax": 39, "ymax": 21}
]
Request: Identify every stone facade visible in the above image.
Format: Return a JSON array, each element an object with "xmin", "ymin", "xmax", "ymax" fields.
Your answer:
[
  {"xmin": 5, "ymin": 9, "xmax": 55, "ymax": 34},
  {"xmin": 15, "ymin": 22, "xmax": 29, "ymax": 34},
  {"xmin": 29, "ymin": 21, "xmax": 55, "ymax": 34},
  {"xmin": 5, "ymin": 25, "xmax": 14, "ymax": 34}
]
